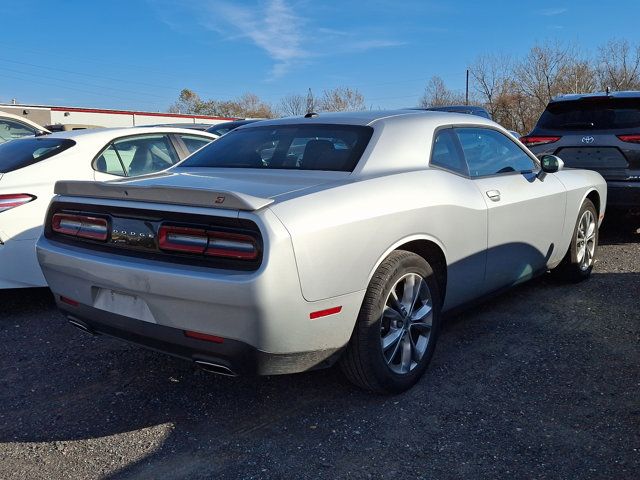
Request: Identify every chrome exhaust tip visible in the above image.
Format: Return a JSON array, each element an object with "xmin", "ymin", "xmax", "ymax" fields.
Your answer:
[
  {"xmin": 67, "ymin": 316, "xmax": 95, "ymax": 335},
  {"xmin": 194, "ymin": 360, "xmax": 238, "ymax": 377}
]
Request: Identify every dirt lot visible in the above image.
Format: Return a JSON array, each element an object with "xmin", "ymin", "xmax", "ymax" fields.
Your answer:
[{"xmin": 1, "ymin": 214, "xmax": 638, "ymax": 480}]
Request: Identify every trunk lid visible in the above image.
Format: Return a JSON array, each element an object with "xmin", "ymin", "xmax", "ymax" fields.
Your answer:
[{"xmin": 55, "ymin": 169, "xmax": 349, "ymax": 211}]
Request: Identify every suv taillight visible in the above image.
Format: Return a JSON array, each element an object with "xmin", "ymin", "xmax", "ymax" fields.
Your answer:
[
  {"xmin": 158, "ymin": 225, "xmax": 258, "ymax": 260},
  {"xmin": 519, "ymin": 136, "xmax": 561, "ymax": 147},
  {"xmin": 617, "ymin": 134, "xmax": 640, "ymax": 144},
  {"xmin": 52, "ymin": 213, "xmax": 109, "ymax": 241},
  {"xmin": 0, "ymin": 194, "xmax": 36, "ymax": 213}
]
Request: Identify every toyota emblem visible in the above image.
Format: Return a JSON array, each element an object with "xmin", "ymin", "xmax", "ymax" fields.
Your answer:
[{"xmin": 581, "ymin": 136, "xmax": 595, "ymax": 144}]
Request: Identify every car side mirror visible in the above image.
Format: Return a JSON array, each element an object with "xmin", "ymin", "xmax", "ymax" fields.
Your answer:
[{"xmin": 540, "ymin": 154, "xmax": 564, "ymax": 173}]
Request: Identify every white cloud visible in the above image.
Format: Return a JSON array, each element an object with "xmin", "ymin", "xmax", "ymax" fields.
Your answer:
[
  {"xmin": 538, "ymin": 7, "xmax": 568, "ymax": 16},
  {"xmin": 154, "ymin": 0, "xmax": 404, "ymax": 79}
]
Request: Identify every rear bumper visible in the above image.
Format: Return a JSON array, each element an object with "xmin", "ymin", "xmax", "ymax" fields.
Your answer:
[
  {"xmin": 607, "ymin": 181, "xmax": 640, "ymax": 208},
  {"xmin": 60, "ymin": 302, "xmax": 342, "ymax": 375},
  {"xmin": 36, "ymin": 230, "xmax": 364, "ymax": 369}
]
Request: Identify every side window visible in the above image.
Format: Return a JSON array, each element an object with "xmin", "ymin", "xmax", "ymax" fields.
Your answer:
[
  {"xmin": 456, "ymin": 128, "xmax": 537, "ymax": 177},
  {"xmin": 95, "ymin": 144, "xmax": 126, "ymax": 176},
  {"xmin": 430, "ymin": 129, "xmax": 467, "ymax": 175},
  {"xmin": 0, "ymin": 119, "xmax": 36, "ymax": 143},
  {"xmin": 112, "ymin": 135, "xmax": 180, "ymax": 176},
  {"xmin": 179, "ymin": 134, "xmax": 213, "ymax": 154}
]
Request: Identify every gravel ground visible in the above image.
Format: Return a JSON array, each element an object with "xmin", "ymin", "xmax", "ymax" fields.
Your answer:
[{"xmin": 1, "ymin": 213, "xmax": 638, "ymax": 480}]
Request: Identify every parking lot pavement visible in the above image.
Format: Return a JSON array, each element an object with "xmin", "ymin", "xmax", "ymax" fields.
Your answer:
[{"xmin": 0, "ymin": 214, "xmax": 638, "ymax": 480}]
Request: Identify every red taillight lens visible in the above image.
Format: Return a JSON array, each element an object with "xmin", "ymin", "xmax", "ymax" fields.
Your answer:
[
  {"xmin": 0, "ymin": 194, "xmax": 36, "ymax": 213},
  {"xmin": 158, "ymin": 226, "xmax": 208, "ymax": 253},
  {"xmin": 617, "ymin": 134, "xmax": 640, "ymax": 144},
  {"xmin": 206, "ymin": 231, "xmax": 258, "ymax": 260},
  {"xmin": 519, "ymin": 136, "xmax": 561, "ymax": 147},
  {"xmin": 52, "ymin": 213, "xmax": 108, "ymax": 241},
  {"xmin": 158, "ymin": 225, "xmax": 259, "ymax": 260}
]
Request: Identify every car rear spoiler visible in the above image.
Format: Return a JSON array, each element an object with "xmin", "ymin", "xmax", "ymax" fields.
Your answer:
[{"xmin": 54, "ymin": 180, "xmax": 274, "ymax": 211}]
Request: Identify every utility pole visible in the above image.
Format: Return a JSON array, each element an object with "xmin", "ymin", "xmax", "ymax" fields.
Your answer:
[
  {"xmin": 306, "ymin": 88, "xmax": 315, "ymax": 114},
  {"xmin": 465, "ymin": 69, "xmax": 469, "ymax": 106}
]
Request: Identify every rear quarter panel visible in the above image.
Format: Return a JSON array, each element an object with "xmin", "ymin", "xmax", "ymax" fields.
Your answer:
[
  {"xmin": 269, "ymin": 169, "xmax": 488, "ymax": 307},
  {"xmin": 551, "ymin": 168, "xmax": 607, "ymax": 263}
]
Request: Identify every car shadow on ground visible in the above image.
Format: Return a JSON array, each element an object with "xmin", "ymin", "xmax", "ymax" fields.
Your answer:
[
  {"xmin": 599, "ymin": 209, "xmax": 640, "ymax": 245},
  {"xmin": 0, "ymin": 234, "xmax": 637, "ymax": 478}
]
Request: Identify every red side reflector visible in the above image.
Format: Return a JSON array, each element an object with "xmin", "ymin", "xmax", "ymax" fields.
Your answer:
[
  {"xmin": 0, "ymin": 194, "xmax": 36, "ymax": 213},
  {"xmin": 310, "ymin": 306, "xmax": 342, "ymax": 320},
  {"xmin": 60, "ymin": 296, "xmax": 79, "ymax": 307},
  {"xmin": 184, "ymin": 330, "xmax": 224, "ymax": 343},
  {"xmin": 519, "ymin": 136, "xmax": 561, "ymax": 147},
  {"xmin": 617, "ymin": 134, "xmax": 640, "ymax": 144}
]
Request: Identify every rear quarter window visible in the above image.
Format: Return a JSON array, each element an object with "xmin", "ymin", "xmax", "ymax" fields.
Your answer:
[{"xmin": 0, "ymin": 137, "xmax": 75, "ymax": 173}]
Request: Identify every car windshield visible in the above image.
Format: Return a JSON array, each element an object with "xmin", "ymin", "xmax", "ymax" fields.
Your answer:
[
  {"xmin": 0, "ymin": 137, "xmax": 75, "ymax": 173},
  {"xmin": 537, "ymin": 97, "xmax": 640, "ymax": 130},
  {"xmin": 178, "ymin": 124, "xmax": 373, "ymax": 172}
]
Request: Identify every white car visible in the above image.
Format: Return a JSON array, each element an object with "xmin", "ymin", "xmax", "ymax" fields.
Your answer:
[
  {"xmin": 0, "ymin": 111, "xmax": 50, "ymax": 144},
  {"xmin": 0, "ymin": 127, "xmax": 218, "ymax": 288},
  {"xmin": 36, "ymin": 111, "xmax": 606, "ymax": 393}
]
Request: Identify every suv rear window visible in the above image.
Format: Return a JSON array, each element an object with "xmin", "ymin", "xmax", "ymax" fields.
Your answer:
[
  {"xmin": 178, "ymin": 124, "xmax": 373, "ymax": 172},
  {"xmin": 0, "ymin": 137, "xmax": 75, "ymax": 173},
  {"xmin": 537, "ymin": 98, "xmax": 640, "ymax": 130}
]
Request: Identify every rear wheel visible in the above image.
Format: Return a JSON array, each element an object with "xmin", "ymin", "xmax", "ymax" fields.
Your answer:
[
  {"xmin": 340, "ymin": 250, "xmax": 441, "ymax": 394},
  {"xmin": 554, "ymin": 199, "xmax": 598, "ymax": 281}
]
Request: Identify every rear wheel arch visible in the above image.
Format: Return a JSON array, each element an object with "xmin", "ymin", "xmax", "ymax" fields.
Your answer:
[
  {"xmin": 585, "ymin": 189, "xmax": 600, "ymax": 216},
  {"xmin": 367, "ymin": 236, "xmax": 447, "ymax": 307}
]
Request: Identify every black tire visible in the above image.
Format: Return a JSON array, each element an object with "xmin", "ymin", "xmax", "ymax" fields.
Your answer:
[
  {"xmin": 553, "ymin": 198, "xmax": 599, "ymax": 282},
  {"xmin": 339, "ymin": 250, "xmax": 441, "ymax": 394}
]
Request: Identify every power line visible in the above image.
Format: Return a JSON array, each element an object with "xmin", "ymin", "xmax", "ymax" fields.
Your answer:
[{"xmin": 0, "ymin": 65, "xmax": 168, "ymax": 99}]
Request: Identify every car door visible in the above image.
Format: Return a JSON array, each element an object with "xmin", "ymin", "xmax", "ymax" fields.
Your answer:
[
  {"xmin": 429, "ymin": 128, "xmax": 488, "ymax": 309},
  {"xmin": 93, "ymin": 134, "xmax": 181, "ymax": 181},
  {"xmin": 456, "ymin": 127, "xmax": 566, "ymax": 292}
]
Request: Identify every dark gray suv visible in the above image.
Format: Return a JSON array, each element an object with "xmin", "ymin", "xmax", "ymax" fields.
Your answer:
[{"xmin": 521, "ymin": 91, "xmax": 640, "ymax": 209}]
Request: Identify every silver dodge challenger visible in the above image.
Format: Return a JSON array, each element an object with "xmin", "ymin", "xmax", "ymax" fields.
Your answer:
[{"xmin": 36, "ymin": 110, "xmax": 607, "ymax": 393}]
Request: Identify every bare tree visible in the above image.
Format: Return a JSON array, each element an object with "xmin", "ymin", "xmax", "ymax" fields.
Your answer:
[
  {"xmin": 514, "ymin": 41, "xmax": 575, "ymax": 109},
  {"xmin": 470, "ymin": 54, "xmax": 512, "ymax": 119},
  {"xmin": 169, "ymin": 89, "xmax": 207, "ymax": 114},
  {"xmin": 597, "ymin": 39, "xmax": 640, "ymax": 90},
  {"xmin": 168, "ymin": 90, "xmax": 276, "ymax": 118},
  {"xmin": 318, "ymin": 87, "xmax": 366, "ymax": 112},
  {"xmin": 418, "ymin": 76, "xmax": 466, "ymax": 107},
  {"xmin": 278, "ymin": 93, "xmax": 307, "ymax": 116}
]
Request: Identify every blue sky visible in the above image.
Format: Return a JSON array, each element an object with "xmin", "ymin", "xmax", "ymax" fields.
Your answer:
[{"xmin": 1, "ymin": 0, "xmax": 638, "ymax": 112}]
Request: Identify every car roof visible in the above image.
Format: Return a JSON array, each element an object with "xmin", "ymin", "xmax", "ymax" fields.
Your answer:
[
  {"xmin": 551, "ymin": 90, "xmax": 640, "ymax": 103},
  {"xmin": 40, "ymin": 126, "xmax": 219, "ymax": 142},
  {"xmin": 0, "ymin": 111, "xmax": 50, "ymax": 132},
  {"xmin": 239, "ymin": 109, "xmax": 497, "ymax": 128}
]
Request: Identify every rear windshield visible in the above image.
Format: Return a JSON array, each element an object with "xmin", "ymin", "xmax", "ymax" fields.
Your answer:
[
  {"xmin": 537, "ymin": 98, "xmax": 640, "ymax": 130},
  {"xmin": 178, "ymin": 124, "xmax": 373, "ymax": 172},
  {"xmin": 0, "ymin": 137, "xmax": 75, "ymax": 173}
]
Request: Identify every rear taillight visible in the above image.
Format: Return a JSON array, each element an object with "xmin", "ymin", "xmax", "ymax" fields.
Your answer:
[
  {"xmin": 158, "ymin": 225, "xmax": 258, "ymax": 260},
  {"xmin": 519, "ymin": 136, "xmax": 561, "ymax": 147},
  {"xmin": 52, "ymin": 213, "xmax": 108, "ymax": 241},
  {"xmin": 617, "ymin": 134, "xmax": 640, "ymax": 144},
  {"xmin": 0, "ymin": 194, "xmax": 36, "ymax": 213}
]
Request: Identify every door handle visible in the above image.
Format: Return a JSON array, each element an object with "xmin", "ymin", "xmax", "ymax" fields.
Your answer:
[{"xmin": 486, "ymin": 190, "xmax": 501, "ymax": 201}]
